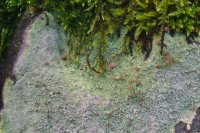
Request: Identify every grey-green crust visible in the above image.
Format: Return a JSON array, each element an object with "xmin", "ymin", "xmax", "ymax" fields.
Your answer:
[{"xmin": 1, "ymin": 13, "xmax": 200, "ymax": 133}]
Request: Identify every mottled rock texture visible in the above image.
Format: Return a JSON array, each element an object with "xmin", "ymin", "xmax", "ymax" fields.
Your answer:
[{"xmin": 1, "ymin": 13, "xmax": 200, "ymax": 133}]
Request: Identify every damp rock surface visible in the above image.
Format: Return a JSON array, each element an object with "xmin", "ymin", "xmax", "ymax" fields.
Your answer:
[{"xmin": 1, "ymin": 13, "xmax": 200, "ymax": 133}]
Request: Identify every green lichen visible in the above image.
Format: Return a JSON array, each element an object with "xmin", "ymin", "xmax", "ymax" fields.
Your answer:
[{"xmin": 0, "ymin": 79, "xmax": 15, "ymax": 133}]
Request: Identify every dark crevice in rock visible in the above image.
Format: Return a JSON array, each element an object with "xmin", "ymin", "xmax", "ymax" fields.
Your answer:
[
  {"xmin": 175, "ymin": 107, "xmax": 200, "ymax": 133},
  {"xmin": 0, "ymin": 11, "xmax": 42, "ymax": 111},
  {"xmin": 190, "ymin": 107, "xmax": 200, "ymax": 132},
  {"xmin": 174, "ymin": 121, "xmax": 190, "ymax": 133}
]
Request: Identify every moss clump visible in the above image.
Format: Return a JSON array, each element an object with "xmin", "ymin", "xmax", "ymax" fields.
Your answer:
[{"xmin": 1, "ymin": 0, "xmax": 200, "ymax": 72}]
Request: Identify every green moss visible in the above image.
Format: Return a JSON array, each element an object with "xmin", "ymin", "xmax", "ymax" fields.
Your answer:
[{"xmin": 1, "ymin": 0, "xmax": 200, "ymax": 71}]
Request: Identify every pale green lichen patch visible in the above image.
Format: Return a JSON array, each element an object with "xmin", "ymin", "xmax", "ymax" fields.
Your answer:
[
  {"xmin": 0, "ymin": 79, "xmax": 14, "ymax": 133},
  {"xmin": 75, "ymin": 32, "xmax": 162, "ymax": 100}
]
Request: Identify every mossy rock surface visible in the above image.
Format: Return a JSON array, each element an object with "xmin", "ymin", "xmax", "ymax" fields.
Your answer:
[{"xmin": 1, "ymin": 13, "xmax": 200, "ymax": 133}]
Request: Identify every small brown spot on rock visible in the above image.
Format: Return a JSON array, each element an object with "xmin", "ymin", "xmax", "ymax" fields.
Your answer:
[
  {"xmin": 156, "ymin": 38, "xmax": 161, "ymax": 46},
  {"xmin": 135, "ymin": 79, "xmax": 141, "ymax": 86}
]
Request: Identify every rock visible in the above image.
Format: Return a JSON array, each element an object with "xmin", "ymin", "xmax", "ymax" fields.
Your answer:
[{"xmin": 1, "ymin": 12, "xmax": 200, "ymax": 133}]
